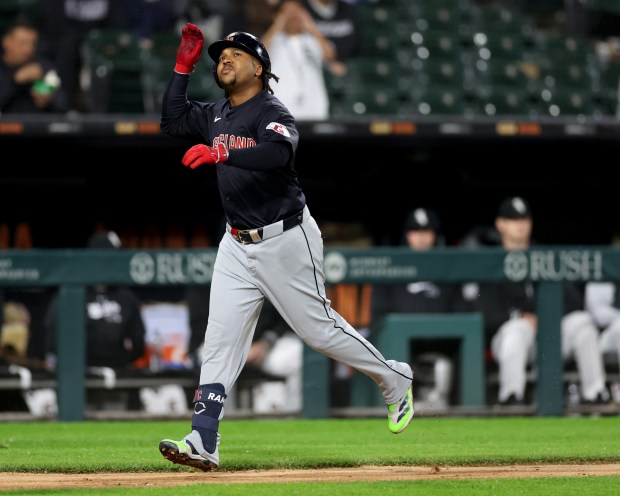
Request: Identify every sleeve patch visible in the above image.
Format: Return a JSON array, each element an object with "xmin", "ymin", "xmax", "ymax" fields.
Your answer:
[{"xmin": 266, "ymin": 122, "xmax": 291, "ymax": 137}]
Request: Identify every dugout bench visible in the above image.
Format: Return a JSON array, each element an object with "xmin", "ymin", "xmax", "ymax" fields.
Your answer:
[
  {"xmin": 0, "ymin": 363, "xmax": 285, "ymax": 416},
  {"xmin": 1, "ymin": 247, "xmax": 617, "ymax": 420}
]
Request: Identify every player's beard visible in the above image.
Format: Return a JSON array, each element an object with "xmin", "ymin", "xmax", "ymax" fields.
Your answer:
[{"xmin": 220, "ymin": 73, "xmax": 236, "ymax": 98}]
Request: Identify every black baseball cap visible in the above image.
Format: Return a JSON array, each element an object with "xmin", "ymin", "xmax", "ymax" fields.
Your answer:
[
  {"xmin": 87, "ymin": 231, "xmax": 121, "ymax": 249},
  {"xmin": 497, "ymin": 196, "xmax": 532, "ymax": 219},
  {"xmin": 403, "ymin": 207, "xmax": 441, "ymax": 232}
]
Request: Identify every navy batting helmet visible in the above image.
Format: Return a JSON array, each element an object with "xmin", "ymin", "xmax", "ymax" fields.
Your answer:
[{"xmin": 208, "ymin": 31, "xmax": 271, "ymax": 88}]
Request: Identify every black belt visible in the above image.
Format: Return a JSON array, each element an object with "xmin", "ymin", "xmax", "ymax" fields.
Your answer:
[{"xmin": 228, "ymin": 209, "xmax": 305, "ymax": 244}]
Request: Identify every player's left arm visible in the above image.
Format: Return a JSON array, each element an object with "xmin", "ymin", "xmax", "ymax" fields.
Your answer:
[{"xmin": 225, "ymin": 110, "xmax": 298, "ymax": 170}]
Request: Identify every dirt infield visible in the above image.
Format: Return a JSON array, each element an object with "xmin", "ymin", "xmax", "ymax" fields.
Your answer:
[{"xmin": 2, "ymin": 464, "xmax": 620, "ymax": 490}]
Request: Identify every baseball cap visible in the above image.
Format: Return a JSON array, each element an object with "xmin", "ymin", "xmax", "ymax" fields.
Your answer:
[
  {"xmin": 87, "ymin": 231, "xmax": 121, "ymax": 249},
  {"xmin": 497, "ymin": 196, "xmax": 532, "ymax": 219},
  {"xmin": 403, "ymin": 207, "xmax": 441, "ymax": 232}
]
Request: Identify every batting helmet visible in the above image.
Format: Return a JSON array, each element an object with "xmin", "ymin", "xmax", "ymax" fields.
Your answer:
[{"xmin": 208, "ymin": 31, "xmax": 271, "ymax": 88}]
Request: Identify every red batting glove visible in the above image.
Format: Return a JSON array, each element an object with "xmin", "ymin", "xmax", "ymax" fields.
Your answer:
[
  {"xmin": 174, "ymin": 23, "xmax": 204, "ymax": 74},
  {"xmin": 182, "ymin": 142, "xmax": 229, "ymax": 169}
]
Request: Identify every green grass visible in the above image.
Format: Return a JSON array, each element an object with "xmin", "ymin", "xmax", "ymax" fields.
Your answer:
[
  {"xmin": 0, "ymin": 417, "xmax": 619, "ymax": 494},
  {"xmin": 4, "ymin": 478, "xmax": 620, "ymax": 496},
  {"xmin": 1, "ymin": 417, "xmax": 619, "ymax": 472}
]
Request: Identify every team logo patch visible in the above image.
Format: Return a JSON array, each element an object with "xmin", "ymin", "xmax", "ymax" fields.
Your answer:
[{"xmin": 266, "ymin": 122, "xmax": 291, "ymax": 137}]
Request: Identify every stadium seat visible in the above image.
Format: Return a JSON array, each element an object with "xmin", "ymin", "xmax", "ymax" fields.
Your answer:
[
  {"xmin": 403, "ymin": 29, "xmax": 464, "ymax": 64},
  {"xmin": 358, "ymin": 25, "xmax": 400, "ymax": 58},
  {"xmin": 471, "ymin": 31, "xmax": 529, "ymax": 62},
  {"xmin": 81, "ymin": 29, "xmax": 146, "ymax": 113},
  {"xmin": 346, "ymin": 57, "xmax": 406, "ymax": 85},
  {"xmin": 357, "ymin": 3, "xmax": 399, "ymax": 32},
  {"xmin": 473, "ymin": 59, "xmax": 537, "ymax": 90},
  {"xmin": 540, "ymin": 62, "xmax": 600, "ymax": 92},
  {"xmin": 410, "ymin": 58, "xmax": 467, "ymax": 88},
  {"xmin": 598, "ymin": 62, "xmax": 620, "ymax": 116},
  {"xmin": 329, "ymin": 84, "xmax": 404, "ymax": 118},
  {"xmin": 409, "ymin": 86, "xmax": 468, "ymax": 116},
  {"xmin": 538, "ymin": 88, "xmax": 599, "ymax": 117},
  {"xmin": 588, "ymin": 0, "xmax": 620, "ymax": 14},
  {"xmin": 518, "ymin": 0, "xmax": 565, "ymax": 15},
  {"xmin": 142, "ymin": 54, "xmax": 220, "ymax": 113},
  {"xmin": 472, "ymin": 3, "xmax": 534, "ymax": 37},
  {"xmin": 474, "ymin": 85, "xmax": 539, "ymax": 118},
  {"xmin": 399, "ymin": 1, "xmax": 467, "ymax": 30},
  {"xmin": 535, "ymin": 33, "xmax": 596, "ymax": 65}
]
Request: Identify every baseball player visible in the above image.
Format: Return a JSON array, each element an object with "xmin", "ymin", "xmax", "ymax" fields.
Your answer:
[
  {"xmin": 461, "ymin": 197, "xmax": 608, "ymax": 406},
  {"xmin": 157, "ymin": 24, "xmax": 414, "ymax": 472}
]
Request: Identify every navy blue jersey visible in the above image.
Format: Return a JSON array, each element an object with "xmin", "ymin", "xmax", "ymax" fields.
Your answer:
[{"xmin": 161, "ymin": 72, "xmax": 306, "ymax": 229}]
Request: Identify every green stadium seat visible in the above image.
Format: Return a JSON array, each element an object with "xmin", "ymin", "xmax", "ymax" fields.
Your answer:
[
  {"xmin": 358, "ymin": 25, "xmax": 400, "ymax": 58},
  {"xmin": 396, "ymin": 3, "xmax": 476, "ymax": 55},
  {"xmin": 588, "ymin": 0, "xmax": 620, "ymax": 14},
  {"xmin": 519, "ymin": 0, "xmax": 565, "ymax": 15},
  {"xmin": 598, "ymin": 62, "xmax": 620, "ymax": 115},
  {"xmin": 357, "ymin": 3, "xmax": 399, "ymax": 32},
  {"xmin": 535, "ymin": 33, "xmax": 596, "ymax": 65},
  {"xmin": 346, "ymin": 57, "xmax": 405, "ymax": 85},
  {"xmin": 538, "ymin": 88, "xmax": 599, "ymax": 117},
  {"xmin": 472, "ymin": 3, "xmax": 534, "ymax": 37},
  {"xmin": 471, "ymin": 31, "xmax": 528, "ymax": 62},
  {"xmin": 81, "ymin": 29, "xmax": 146, "ymax": 113},
  {"xmin": 410, "ymin": 86, "xmax": 468, "ymax": 116},
  {"xmin": 410, "ymin": 58, "xmax": 467, "ymax": 88},
  {"xmin": 541, "ymin": 62, "xmax": 600, "ymax": 92},
  {"xmin": 329, "ymin": 84, "xmax": 404, "ymax": 118},
  {"xmin": 473, "ymin": 59, "xmax": 537, "ymax": 90},
  {"xmin": 148, "ymin": 28, "xmax": 182, "ymax": 59},
  {"xmin": 404, "ymin": 29, "xmax": 464, "ymax": 63},
  {"xmin": 142, "ymin": 54, "xmax": 220, "ymax": 113},
  {"xmin": 474, "ymin": 85, "xmax": 539, "ymax": 118}
]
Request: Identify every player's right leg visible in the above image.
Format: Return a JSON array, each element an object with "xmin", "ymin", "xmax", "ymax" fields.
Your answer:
[
  {"xmin": 159, "ymin": 383, "xmax": 226, "ymax": 471},
  {"xmin": 159, "ymin": 238, "xmax": 263, "ymax": 470}
]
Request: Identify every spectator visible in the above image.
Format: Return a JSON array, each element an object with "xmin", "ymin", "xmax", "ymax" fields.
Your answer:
[
  {"xmin": 37, "ymin": 0, "xmax": 125, "ymax": 112},
  {"xmin": 262, "ymin": 0, "xmax": 332, "ymax": 120},
  {"xmin": 371, "ymin": 207, "xmax": 460, "ymax": 409},
  {"xmin": 585, "ymin": 281, "xmax": 620, "ymax": 403},
  {"xmin": 460, "ymin": 196, "xmax": 609, "ymax": 407},
  {"xmin": 44, "ymin": 231, "xmax": 146, "ymax": 372},
  {"xmin": 302, "ymin": 0, "xmax": 362, "ymax": 72},
  {"xmin": 0, "ymin": 18, "xmax": 68, "ymax": 114},
  {"xmin": 186, "ymin": 286, "xmax": 303, "ymax": 414}
]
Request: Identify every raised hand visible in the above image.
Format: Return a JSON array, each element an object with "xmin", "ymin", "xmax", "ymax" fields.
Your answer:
[{"xmin": 174, "ymin": 23, "xmax": 204, "ymax": 74}]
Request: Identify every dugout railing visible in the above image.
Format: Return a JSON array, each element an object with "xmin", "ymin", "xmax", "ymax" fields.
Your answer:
[{"xmin": 0, "ymin": 246, "xmax": 616, "ymax": 421}]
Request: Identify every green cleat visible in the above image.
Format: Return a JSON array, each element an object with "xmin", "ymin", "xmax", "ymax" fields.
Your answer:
[{"xmin": 387, "ymin": 387, "xmax": 414, "ymax": 434}]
